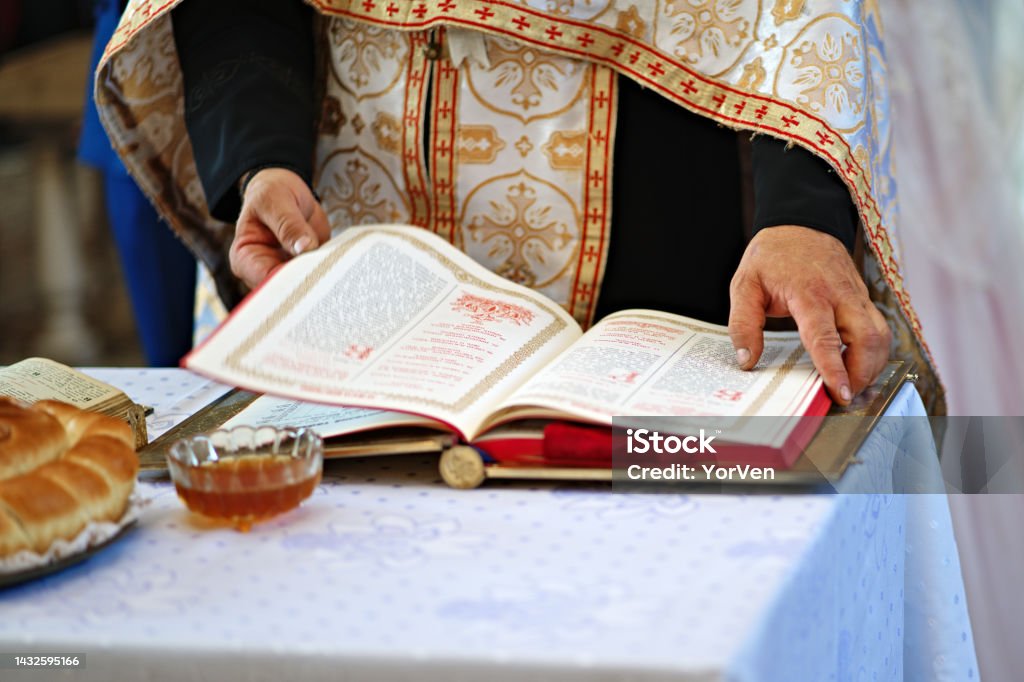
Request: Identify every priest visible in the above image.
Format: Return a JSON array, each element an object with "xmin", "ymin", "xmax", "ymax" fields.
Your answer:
[{"xmin": 94, "ymin": 0, "xmax": 943, "ymax": 412}]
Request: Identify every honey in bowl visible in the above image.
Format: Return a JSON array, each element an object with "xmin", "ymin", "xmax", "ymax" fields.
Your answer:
[{"xmin": 167, "ymin": 427, "xmax": 323, "ymax": 531}]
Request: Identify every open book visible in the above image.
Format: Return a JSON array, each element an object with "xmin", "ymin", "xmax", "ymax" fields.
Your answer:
[
  {"xmin": 0, "ymin": 358, "xmax": 149, "ymax": 449},
  {"xmin": 185, "ymin": 226, "xmax": 828, "ymax": 468}
]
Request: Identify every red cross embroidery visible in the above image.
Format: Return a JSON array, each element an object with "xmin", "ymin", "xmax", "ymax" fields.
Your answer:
[
  {"xmin": 413, "ymin": 3, "xmax": 428, "ymax": 18},
  {"xmin": 647, "ymin": 61, "xmax": 665, "ymax": 77},
  {"xmin": 578, "ymin": 33, "xmax": 594, "ymax": 47},
  {"xmin": 781, "ymin": 115, "xmax": 800, "ymax": 128},
  {"xmin": 594, "ymin": 91, "xmax": 609, "ymax": 109},
  {"xmin": 712, "ymin": 93, "xmax": 726, "ymax": 108},
  {"xmin": 816, "ymin": 130, "xmax": 835, "ymax": 146},
  {"xmin": 680, "ymin": 79, "xmax": 698, "ymax": 95},
  {"xmin": 385, "ymin": 3, "xmax": 399, "ymax": 16},
  {"xmin": 592, "ymin": 130, "xmax": 606, "ymax": 146},
  {"xmin": 628, "ymin": 51, "xmax": 641, "ymax": 64},
  {"xmin": 437, "ymin": 140, "xmax": 451, "ymax": 157},
  {"xmin": 438, "ymin": 0, "xmax": 456, "ymax": 12},
  {"xmin": 754, "ymin": 105, "xmax": 768, "ymax": 119},
  {"xmin": 439, "ymin": 101, "xmax": 452, "ymax": 119},
  {"xmin": 733, "ymin": 101, "xmax": 746, "ymax": 115},
  {"xmin": 474, "ymin": 7, "xmax": 494, "ymax": 20},
  {"xmin": 512, "ymin": 15, "xmax": 530, "ymax": 30},
  {"xmin": 610, "ymin": 42, "xmax": 625, "ymax": 57},
  {"xmin": 583, "ymin": 244, "xmax": 600, "ymax": 262},
  {"xmin": 575, "ymin": 283, "xmax": 593, "ymax": 300},
  {"xmin": 545, "ymin": 25, "xmax": 563, "ymax": 40},
  {"xmin": 588, "ymin": 207, "xmax": 603, "ymax": 224},
  {"xmin": 589, "ymin": 170, "xmax": 602, "ymax": 187},
  {"xmin": 362, "ymin": 0, "xmax": 376, "ymax": 12}
]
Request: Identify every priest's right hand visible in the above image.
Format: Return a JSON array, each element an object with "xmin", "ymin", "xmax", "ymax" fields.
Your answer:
[{"xmin": 229, "ymin": 168, "xmax": 330, "ymax": 288}]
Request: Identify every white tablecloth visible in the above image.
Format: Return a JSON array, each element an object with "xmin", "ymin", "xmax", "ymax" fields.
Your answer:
[{"xmin": 0, "ymin": 370, "xmax": 978, "ymax": 681}]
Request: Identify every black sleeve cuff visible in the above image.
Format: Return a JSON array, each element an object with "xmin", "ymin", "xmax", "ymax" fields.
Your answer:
[
  {"xmin": 751, "ymin": 134, "xmax": 859, "ymax": 252},
  {"xmin": 171, "ymin": 0, "xmax": 315, "ymax": 223}
]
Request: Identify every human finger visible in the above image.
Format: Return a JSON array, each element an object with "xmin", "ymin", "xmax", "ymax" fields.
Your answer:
[
  {"xmin": 728, "ymin": 272, "xmax": 767, "ymax": 370},
  {"xmin": 788, "ymin": 294, "xmax": 852, "ymax": 404},
  {"xmin": 308, "ymin": 200, "xmax": 331, "ymax": 244},
  {"xmin": 837, "ymin": 300, "xmax": 891, "ymax": 395},
  {"xmin": 229, "ymin": 219, "xmax": 288, "ymax": 288}
]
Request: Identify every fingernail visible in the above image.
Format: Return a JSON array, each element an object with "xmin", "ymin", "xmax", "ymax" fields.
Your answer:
[
  {"xmin": 293, "ymin": 237, "xmax": 312, "ymax": 255},
  {"xmin": 840, "ymin": 384, "xmax": 852, "ymax": 402},
  {"xmin": 736, "ymin": 348, "xmax": 751, "ymax": 367}
]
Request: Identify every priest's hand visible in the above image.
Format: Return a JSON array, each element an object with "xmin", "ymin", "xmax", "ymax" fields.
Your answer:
[
  {"xmin": 727, "ymin": 225, "xmax": 891, "ymax": 406},
  {"xmin": 229, "ymin": 168, "xmax": 330, "ymax": 288}
]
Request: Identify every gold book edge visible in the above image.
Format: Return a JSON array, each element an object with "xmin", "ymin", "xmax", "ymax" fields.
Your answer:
[{"xmin": 138, "ymin": 361, "xmax": 912, "ymax": 488}]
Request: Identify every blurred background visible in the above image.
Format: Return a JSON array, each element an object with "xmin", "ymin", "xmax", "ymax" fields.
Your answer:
[{"xmin": 0, "ymin": 0, "xmax": 143, "ymax": 367}]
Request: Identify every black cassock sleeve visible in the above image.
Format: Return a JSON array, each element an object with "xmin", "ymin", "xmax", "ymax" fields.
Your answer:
[
  {"xmin": 750, "ymin": 134, "xmax": 859, "ymax": 252},
  {"xmin": 596, "ymin": 77, "xmax": 859, "ymax": 323},
  {"xmin": 171, "ymin": 0, "xmax": 316, "ymax": 222}
]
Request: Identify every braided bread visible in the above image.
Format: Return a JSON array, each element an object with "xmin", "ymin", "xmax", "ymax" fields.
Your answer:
[{"xmin": 0, "ymin": 398, "xmax": 138, "ymax": 558}]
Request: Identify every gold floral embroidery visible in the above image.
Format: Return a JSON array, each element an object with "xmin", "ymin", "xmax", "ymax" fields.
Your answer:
[
  {"xmin": 351, "ymin": 112, "xmax": 366, "ymax": 135},
  {"xmin": 514, "ymin": 135, "xmax": 535, "ymax": 158},
  {"xmin": 465, "ymin": 37, "xmax": 586, "ymax": 122},
  {"xmin": 328, "ymin": 18, "xmax": 407, "ymax": 98},
  {"xmin": 322, "ymin": 157, "xmax": 404, "ymax": 225},
  {"xmin": 738, "ymin": 56, "xmax": 766, "ymax": 91},
  {"xmin": 371, "ymin": 112, "xmax": 402, "ymax": 154},
  {"xmin": 464, "ymin": 175, "xmax": 576, "ymax": 288},
  {"xmin": 789, "ymin": 28, "xmax": 864, "ymax": 118},
  {"xmin": 658, "ymin": 0, "xmax": 758, "ymax": 74},
  {"xmin": 770, "ymin": 0, "xmax": 804, "ymax": 25},
  {"xmin": 615, "ymin": 5, "xmax": 647, "ymax": 38},
  {"xmin": 457, "ymin": 125, "xmax": 507, "ymax": 164},
  {"xmin": 541, "ymin": 130, "xmax": 587, "ymax": 170}
]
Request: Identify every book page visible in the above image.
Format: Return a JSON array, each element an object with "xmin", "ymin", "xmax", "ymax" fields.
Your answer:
[
  {"xmin": 221, "ymin": 395, "xmax": 439, "ymax": 438},
  {"xmin": 494, "ymin": 310, "xmax": 823, "ymax": 441},
  {"xmin": 185, "ymin": 226, "xmax": 581, "ymax": 439},
  {"xmin": 0, "ymin": 358, "xmax": 123, "ymax": 409}
]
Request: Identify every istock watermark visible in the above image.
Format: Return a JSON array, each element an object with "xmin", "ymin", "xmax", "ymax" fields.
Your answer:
[
  {"xmin": 610, "ymin": 415, "xmax": 1024, "ymax": 493},
  {"xmin": 620, "ymin": 426, "xmax": 777, "ymax": 483},
  {"xmin": 625, "ymin": 428, "xmax": 719, "ymax": 454}
]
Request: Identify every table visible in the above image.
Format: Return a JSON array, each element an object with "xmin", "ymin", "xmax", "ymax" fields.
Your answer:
[{"xmin": 0, "ymin": 370, "xmax": 979, "ymax": 681}]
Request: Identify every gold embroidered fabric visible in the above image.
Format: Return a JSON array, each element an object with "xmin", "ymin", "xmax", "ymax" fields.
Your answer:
[{"xmin": 95, "ymin": 0, "xmax": 945, "ymax": 413}]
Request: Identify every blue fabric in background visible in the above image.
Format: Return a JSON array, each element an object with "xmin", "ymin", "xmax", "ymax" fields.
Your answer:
[
  {"xmin": 79, "ymin": 0, "xmax": 196, "ymax": 366},
  {"xmin": 78, "ymin": 0, "xmax": 123, "ymax": 176}
]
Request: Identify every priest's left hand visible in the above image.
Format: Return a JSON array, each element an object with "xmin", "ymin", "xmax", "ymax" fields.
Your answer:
[{"xmin": 727, "ymin": 225, "xmax": 891, "ymax": 406}]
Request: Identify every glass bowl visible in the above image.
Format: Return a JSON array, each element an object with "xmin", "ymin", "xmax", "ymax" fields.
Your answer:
[{"xmin": 166, "ymin": 426, "xmax": 323, "ymax": 531}]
